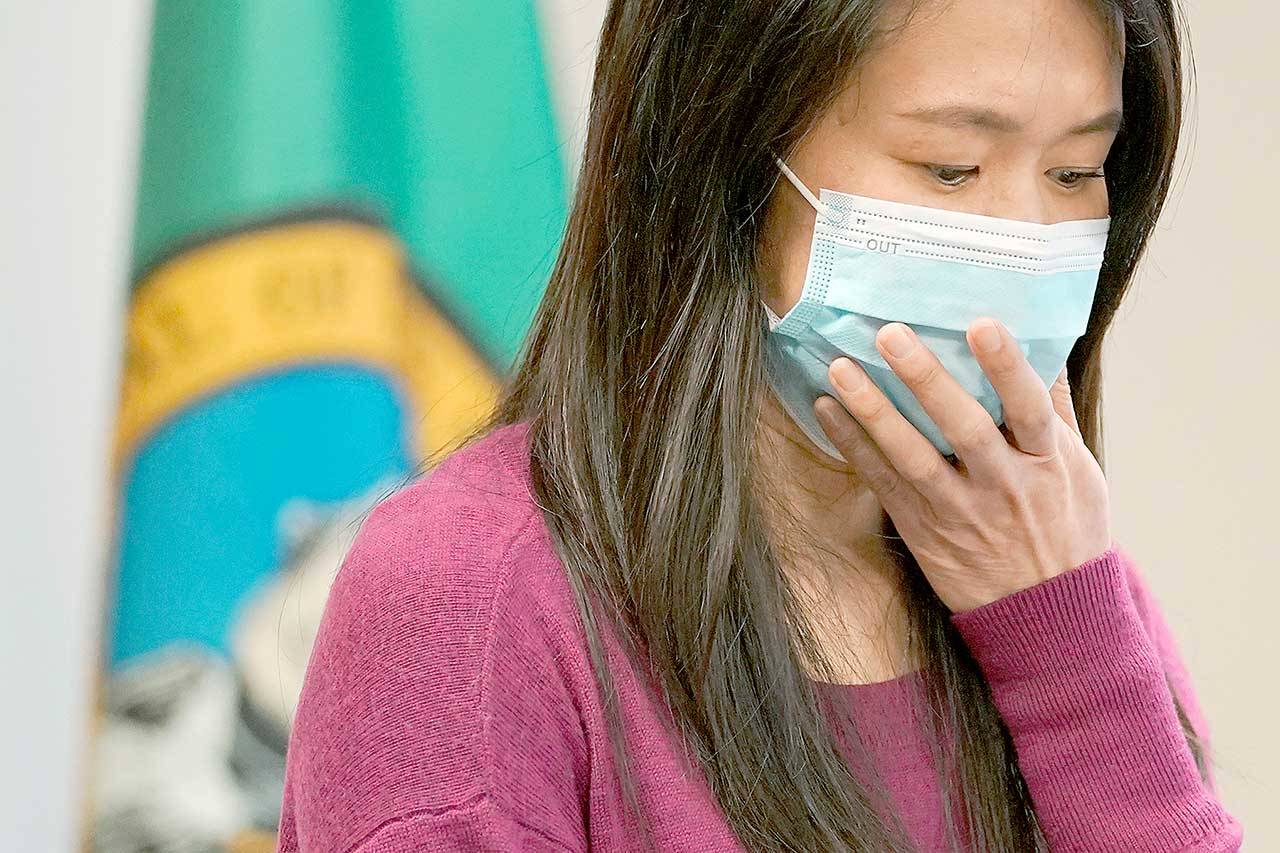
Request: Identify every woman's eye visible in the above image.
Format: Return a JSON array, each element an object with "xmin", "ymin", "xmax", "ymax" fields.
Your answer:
[
  {"xmin": 926, "ymin": 165, "xmax": 978, "ymax": 186},
  {"xmin": 1052, "ymin": 168, "xmax": 1106, "ymax": 188}
]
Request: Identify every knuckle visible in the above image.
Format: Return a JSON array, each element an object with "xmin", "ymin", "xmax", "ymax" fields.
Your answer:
[
  {"xmin": 1027, "ymin": 405, "xmax": 1056, "ymax": 434},
  {"xmin": 903, "ymin": 455, "xmax": 944, "ymax": 487},
  {"xmin": 1009, "ymin": 404, "xmax": 1054, "ymax": 437},
  {"xmin": 952, "ymin": 416, "xmax": 997, "ymax": 452},
  {"xmin": 857, "ymin": 393, "xmax": 893, "ymax": 424},
  {"xmin": 911, "ymin": 360, "xmax": 943, "ymax": 387},
  {"xmin": 869, "ymin": 469, "xmax": 902, "ymax": 499},
  {"xmin": 875, "ymin": 471, "xmax": 918, "ymax": 508},
  {"xmin": 1051, "ymin": 381, "xmax": 1075, "ymax": 410}
]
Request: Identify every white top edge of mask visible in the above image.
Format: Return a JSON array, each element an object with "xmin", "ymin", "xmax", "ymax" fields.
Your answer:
[{"xmin": 817, "ymin": 187, "xmax": 1111, "ymax": 241}]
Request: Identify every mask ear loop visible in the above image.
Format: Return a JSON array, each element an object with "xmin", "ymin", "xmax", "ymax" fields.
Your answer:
[
  {"xmin": 771, "ymin": 153, "xmax": 841, "ymax": 222},
  {"xmin": 764, "ymin": 154, "xmax": 836, "ymax": 332}
]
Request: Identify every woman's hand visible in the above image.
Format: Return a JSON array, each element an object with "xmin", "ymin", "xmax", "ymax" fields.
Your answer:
[{"xmin": 814, "ymin": 318, "xmax": 1113, "ymax": 612}]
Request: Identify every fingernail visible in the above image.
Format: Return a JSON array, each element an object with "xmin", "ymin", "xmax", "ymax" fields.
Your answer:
[
  {"xmin": 881, "ymin": 323, "xmax": 916, "ymax": 358},
  {"xmin": 814, "ymin": 395, "xmax": 843, "ymax": 426},
  {"xmin": 973, "ymin": 318, "xmax": 1002, "ymax": 353},
  {"xmin": 830, "ymin": 357, "xmax": 866, "ymax": 392}
]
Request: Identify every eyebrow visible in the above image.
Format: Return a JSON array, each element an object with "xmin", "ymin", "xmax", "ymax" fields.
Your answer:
[{"xmin": 894, "ymin": 105, "xmax": 1124, "ymax": 137}]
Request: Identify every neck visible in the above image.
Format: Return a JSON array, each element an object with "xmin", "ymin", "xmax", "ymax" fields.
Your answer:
[
  {"xmin": 756, "ymin": 392, "xmax": 892, "ymax": 564},
  {"xmin": 756, "ymin": 392, "xmax": 915, "ymax": 683}
]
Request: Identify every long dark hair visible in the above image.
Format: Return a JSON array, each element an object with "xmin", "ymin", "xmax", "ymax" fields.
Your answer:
[{"xmin": 434, "ymin": 0, "xmax": 1201, "ymax": 849}]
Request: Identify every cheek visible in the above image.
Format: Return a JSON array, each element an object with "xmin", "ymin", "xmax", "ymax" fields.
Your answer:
[
  {"xmin": 759, "ymin": 200, "xmax": 817, "ymax": 315},
  {"xmin": 771, "ymin": 248, "xmax": 809, "ymax": 314}
]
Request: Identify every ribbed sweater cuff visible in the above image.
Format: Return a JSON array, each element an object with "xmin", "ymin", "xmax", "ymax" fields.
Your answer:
[
  {"xmin": 949, "ymin": 546, "xmax": 1136, "ymax": 685},
  {"xmin": 948, "ymin": 547, "xmax": 1239, "ymax": 853}
]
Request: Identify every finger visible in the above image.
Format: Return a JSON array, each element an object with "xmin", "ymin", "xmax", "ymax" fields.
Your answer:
[
  {"xmin": 1050, "ymin": 367, "xmax": 1082, "ymax": 437},
  {"xmin": 824, "ymin": 356, "xmax": 964, "ymax": 496},
  {"xmin": 965, "ymin": 317, "xmax": 1057, "ymax": 457},
  {"xmin": 874, "ymin": 322, "xmax": 1009, "ymax": 471},
  {"xmin": 813, "ymin": 395, "xmax": 915, "ymax": 511}
]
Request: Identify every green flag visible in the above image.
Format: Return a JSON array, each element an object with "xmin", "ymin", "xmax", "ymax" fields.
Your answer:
[{"xmin": 95, "ymin": 2, "xmax": 570, "ymax": 848}]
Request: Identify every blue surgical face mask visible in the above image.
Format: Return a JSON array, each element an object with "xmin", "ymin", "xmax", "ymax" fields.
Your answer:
[{"xmin": 764, "ymin": 155, "xmax": 1110, "ymax": 459}]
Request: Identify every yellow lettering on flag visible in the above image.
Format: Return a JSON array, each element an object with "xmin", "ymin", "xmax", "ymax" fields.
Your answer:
[{"xmin": 115, "ymin": 219, "xmax": 500, "ymax": 472}]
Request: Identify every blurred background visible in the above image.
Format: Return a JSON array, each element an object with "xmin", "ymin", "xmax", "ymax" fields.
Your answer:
[{"xmin": 1, "ymin": 1, "xmax": 1275, "ymax": 851}]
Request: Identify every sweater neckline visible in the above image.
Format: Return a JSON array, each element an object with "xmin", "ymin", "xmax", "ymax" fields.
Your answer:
[{"xmin": 811, "ymin": 666, "xmax": 924, "ymax": 695}]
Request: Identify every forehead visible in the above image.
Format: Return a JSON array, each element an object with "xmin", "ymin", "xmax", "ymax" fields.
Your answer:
[{"xmin": 846, "ymin": 0, "xmax": 1124, "ymax": 126}]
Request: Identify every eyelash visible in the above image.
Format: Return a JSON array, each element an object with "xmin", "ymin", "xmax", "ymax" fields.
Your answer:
[{"xmin": 925, "ymin": 165, "xmax": 1106, "ymax": 189}]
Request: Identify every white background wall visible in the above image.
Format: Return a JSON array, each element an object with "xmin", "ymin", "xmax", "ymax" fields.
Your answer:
[
  {"xmin": 1, "ymin": 1, "xmax": 1272, "ymax": 849},
  {"xmin": 1103, "ymin": 0, "xmax": 1279, "ymax": 840},
  {"xmin": 0, "ymin": 2, "xmax": 151, "ymax": 851}
]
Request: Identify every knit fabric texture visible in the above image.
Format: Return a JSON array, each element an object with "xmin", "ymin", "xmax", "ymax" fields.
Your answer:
[{"xmin": 278, "ymin": 421, "xmax": 1242, "ymax": 852}]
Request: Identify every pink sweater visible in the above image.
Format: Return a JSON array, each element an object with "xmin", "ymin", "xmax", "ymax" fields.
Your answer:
[{"xmin": 278, "ymin": 421, "xmax": 1242, "ymax": 852}]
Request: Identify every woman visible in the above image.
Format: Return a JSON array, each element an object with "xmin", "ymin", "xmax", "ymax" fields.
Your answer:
[{"xmin": 278, "ymin": 0, "xmax": 1243, "ymax": 849}]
